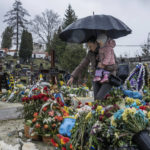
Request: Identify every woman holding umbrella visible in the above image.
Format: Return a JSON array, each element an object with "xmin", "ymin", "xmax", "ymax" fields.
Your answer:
[
  {"xmin": 67, "ymin": 34, "xmax": 117, "ymax": 100},
  {"xmin": 60, "ymin": 14, "xmax": 132, "ymax": 100}
]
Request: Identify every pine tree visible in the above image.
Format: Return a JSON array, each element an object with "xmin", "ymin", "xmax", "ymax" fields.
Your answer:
[
  {"xmin": 1, "ymin": 26, "xmax": 13, "ymax": 49},
  {"xmin": 63, "ymin": 4, "xmax": 77, "ymax": 28},
  {"xmin": 4, "ymin": 0, "xmax": 30, "ymax": 51},
  {"xmin": 19, "ymin": 30, "xmax": 33, "ymax": 63}
]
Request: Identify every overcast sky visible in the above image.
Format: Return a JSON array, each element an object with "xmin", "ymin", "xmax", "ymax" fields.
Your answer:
[{"xmin": 0, "ymin": 0, "xmax": 150, "ymax": 57}]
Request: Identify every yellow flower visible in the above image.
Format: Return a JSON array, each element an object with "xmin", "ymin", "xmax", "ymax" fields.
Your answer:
[
  {"xmin": 135, "ymin": 99, "xmax": 141, "ymax": 106},
  {"xmin": 75, "ymin": 114, "xmax": 78, "ymax": 119},
  {"xmin": 96, "ymin": 106, "xmax": 103, "ymax": 112},
  {"xmin": 64, "ymin": 106, "xmax": 69, "ymax": 113},
  {"xmin": 111, "ymin": 116, "xmax": 117, "ymax": 127},
  {"xmin": 16, "ymin": 84, "xmax": 24, "ymax": 88},
  {"xmin": 101, "ymin": 110, "xmax": 104, "ymax": 115},
  {"xmin": 147, "ymin": 112, "xmax": 150, "ymax": 119},
  {"xmin": 85, "ymin": 112, "xmax": 92, "ymax": 120},
  {"xmin": 122, "ymin": 108, "xmax": 136, "ymax": 121},
  {"xmin": 40, "ymin": 74, "xmax": 43, "ymax": 79},
  {"xmin": 8, "ymin": 90, "xmax": 11, "ymax": 94},
  {"xmin": 60, "ymin": 81, "xmax": 64, "ymax": 86},
  {"xmin": 125, "ymin": 97, "xmax": 134, "ymax": 103},
  {"xmin": 122, "ymin": 112, "xmax": 127, "ymax": 121},
  {"xmin": 114, "ymin": 132, "xmax": 119, "ymax": 139},
  {"xmin": 88, "ymin": 102, "xmax": 92, "ymax": 106}
]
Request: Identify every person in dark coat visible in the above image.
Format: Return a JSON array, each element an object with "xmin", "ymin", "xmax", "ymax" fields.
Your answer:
[{"xmin": 67, "ymin": 37, "xmax": 117, "ymax": 100}]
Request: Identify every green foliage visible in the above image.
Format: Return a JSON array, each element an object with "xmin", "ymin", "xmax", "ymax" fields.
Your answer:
[
  {"xmin": 19, "ymin": 30, "xmax": 33, "ymax": 62},
  {"xmin": 4, "ymin": 0, "xmax": 30, "ymax": 50},
  {"xmin": 63, "ymin": 4, "xmax": 77, "ymax": 29},
  {"xmin": 1, "ymin": 26, "xmax": 13, "ymax": 49},
  {"xmin": 50, "ymin": 27, "xmax": 66, "ymax": 64},
  {"xmin": 61, "ymin": 43, "xmax": 86, "ymax": 73}
]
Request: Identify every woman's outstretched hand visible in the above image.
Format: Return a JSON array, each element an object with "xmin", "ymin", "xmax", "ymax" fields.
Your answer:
[{"xmin": 67, "ymin": 77, "xmax": 74, "ymax": 85}]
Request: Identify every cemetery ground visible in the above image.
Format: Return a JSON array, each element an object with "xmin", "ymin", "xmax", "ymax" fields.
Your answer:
[
  {"xmin": 3, "ymin": 55, "xmax": 51, "ymax": 71},
  {"xmin": 0, "ymin": 101, "xmax": 55, "ymax": 150}
]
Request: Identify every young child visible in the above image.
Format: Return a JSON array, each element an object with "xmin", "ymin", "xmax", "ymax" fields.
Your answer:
[{"xmin": 93, "ymin": 34, "xmax": 116, "ymax": 83}]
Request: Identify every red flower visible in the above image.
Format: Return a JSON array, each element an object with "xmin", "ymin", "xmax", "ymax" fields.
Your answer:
[
  {"xmin": 32, "ymin": 88, "xmax": 39, "ymax": 91},
  {"xmin": 99, "ymin": 115, "xmax": 104, "ymax": 121},
  {"xmin": 22, "ymin": 97, "xmax": 29, "ymax": 102},
  {"xmin": 32, "ymin": 95, "xmax": 38, "ymax": 100},
  {"xmin": 139, "ymin": 106, "xmax": 146, "ymax": 110},
  {"xmin": 104, "ymin": 94, "xmax": 111, "ymax": 99},
  {"xmin": 57, "ymin": 134, "xmax": 63, "ymax": 139},
  {"xmin": 44, "ymin": 86, "xmax": 48, "ymax": 91},
  {"xmin": 50, "ymin": 138, "xmax": 58, "ymax": 147},
  {"xmin": 59, "ymin": 101, "xmax": 64, "ymax": 107},
  {"xmin": 43, "ymin": 97, "xmax": 49, "ymax": 102},
  {"xmin": 42, "ymin": 107, "xmax": 48, "ymax": 112},
  {"xmin": 22, "ymin": 97, "xmax": 25, "ymax": 102},
  {"xmin": 78, "ymin": 101, "xmax": 82, "ymax": 105},
  {"xmin": 56, "ymin": 97, "xmax": 60, "ymax": 101},
  {"xmin": 51, "ymin": 97, "xmax": 55, "ymax": 100},
  {"xmin": 33, "ymin": 112, "xmax": 38, "ymax": 118},
  {"xmin": 55, "ymin": 116, "xmax": 63, "ymax": 121},
  {"xmin": 85, "ymin": 102, "xmax": 89, "ymax": 105},
  {"xmin": 62, "ymin": 147, "xmax": 66, "ymax": 150},
  {"xmin": 62, "ymin": 137, "xmax": 70, "ymax": 144},
  {"xmin": 38, "ymin": 93, "xmax": 43, "ymax": 99}
]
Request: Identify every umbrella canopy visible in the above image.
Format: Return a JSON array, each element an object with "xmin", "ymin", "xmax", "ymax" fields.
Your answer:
[{"xmin": 59, "ymin": 15, "xmax": 132, "ymax": 43}]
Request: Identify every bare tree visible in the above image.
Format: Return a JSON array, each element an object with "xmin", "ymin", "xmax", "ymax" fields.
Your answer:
[
  {"xmin": 4, "ymin": 0, "xmax": 30, "ymax": 51},
  {"xmin": 31, "ymin": 9, "xmax": 61, "ymax": 51}
]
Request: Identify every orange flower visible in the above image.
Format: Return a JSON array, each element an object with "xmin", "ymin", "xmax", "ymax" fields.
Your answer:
[
  {"xmin": 70, "ymin": 144, "xmax": 73, "ymax": 149},
  {"xmin": 44, "ymin": 124, "xmax": 49, "ymax": 129},
  {"xmin": 61, "ymin": 137, "xmax": 70, "ymax": 144},
  {"xmin": 52, "ymin": 124, "xmax": 56, "ymax": 128},
  {"xmin": 63, "ymin": 112, "xmax": 69, "ymax": 117},
  {"xmin": 50, "ymin": 138, "xmax": 58, "ymax": 147},
  {"xmin": 35, "ymin": 123, "xmax": 40, "ymax": 128},
  {"xmin": 33, "ymin": 112, "xmax": 38, "ymax": 118},
  {"xmin": 55, "ymin": 116, "xmax": 63, "ymax": 121},
  {"xmin": 57, "ymin": 134, "xmax": 63, "ymax": 139},
  {"xmin": 32, "ymin": 118, "xmax": 37, "ymax": 123}
]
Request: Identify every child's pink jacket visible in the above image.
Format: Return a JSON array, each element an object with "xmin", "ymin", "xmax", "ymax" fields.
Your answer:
[{"xmin": 99, "ymin": 39, "xmax": 116, "ymax": 66}]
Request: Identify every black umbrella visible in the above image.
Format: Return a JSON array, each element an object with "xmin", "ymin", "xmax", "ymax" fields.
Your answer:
[{"xmin": 59, "ymin": 14, "xmax": 132, "ymax": 43}]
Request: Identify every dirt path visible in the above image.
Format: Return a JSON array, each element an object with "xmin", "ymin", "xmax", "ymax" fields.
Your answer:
[{"xmin": 0, "ymin": 119, "xmax": 55, "ymax": 150}]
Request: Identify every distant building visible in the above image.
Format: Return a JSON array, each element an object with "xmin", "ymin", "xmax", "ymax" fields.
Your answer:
[
  {"xmin": 33, "ymin": 43, "xmax": 45, "ymax": 52},
  {"xmin": 32, "ymin": 51, "xmax": 49, "ymax": 59},
  {"xmin": 0, "ymin": 48, "xmax": 17, "ymax": 56}
]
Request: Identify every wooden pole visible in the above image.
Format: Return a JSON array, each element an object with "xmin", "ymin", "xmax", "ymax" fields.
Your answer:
[
  {"xmin": 0, "ymin": 59, "xmax": 3, "ymax": 92},
  {"xmin": 50, "ymin": 49, "xmax": 55, "ymax": 84}
]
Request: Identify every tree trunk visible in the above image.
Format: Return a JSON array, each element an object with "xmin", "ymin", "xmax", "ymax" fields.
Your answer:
[{"xmin": 16, "ymin": 6, "xmax": 19, "ymax": 52}]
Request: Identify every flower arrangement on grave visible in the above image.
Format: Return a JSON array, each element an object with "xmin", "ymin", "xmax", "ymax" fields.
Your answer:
[{"xmin": 50, "ymin": 134, "xmax": 73, "ymax": 150}]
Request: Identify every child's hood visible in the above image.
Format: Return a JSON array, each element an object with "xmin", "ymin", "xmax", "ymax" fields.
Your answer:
[{"xmin": 105, "ymin": 39, "xmax": 116, "ymax": 48}]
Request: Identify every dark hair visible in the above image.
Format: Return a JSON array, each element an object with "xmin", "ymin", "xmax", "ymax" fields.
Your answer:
[{"xmin": 87, "ymin": 36, "xmax": 97, "ymax": 43}]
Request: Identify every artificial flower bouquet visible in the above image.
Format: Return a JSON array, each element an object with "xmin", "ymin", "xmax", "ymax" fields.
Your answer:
[{"xmin": 111, "ymin": 107, "xmax": 150, "ymax": 149}]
